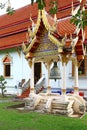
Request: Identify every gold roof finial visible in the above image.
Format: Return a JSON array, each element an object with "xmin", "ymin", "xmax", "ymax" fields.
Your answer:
[
  {"xmin": 30, "ymin": 14, "xmax": 36, "ymax": 30},
  {"xmin": 54, "ymin": 14, "xmax": 57, "ymax": 21}
]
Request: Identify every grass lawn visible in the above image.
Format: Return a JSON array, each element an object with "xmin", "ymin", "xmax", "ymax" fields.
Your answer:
[{"xmin": 0, "ymin": 101, "xmax": 87, "ymax": 130}]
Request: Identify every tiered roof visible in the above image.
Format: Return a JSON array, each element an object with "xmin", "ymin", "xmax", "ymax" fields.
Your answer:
[{"xmin": 0, "ymin": 0, "xmax": 86, "ymax": 54}]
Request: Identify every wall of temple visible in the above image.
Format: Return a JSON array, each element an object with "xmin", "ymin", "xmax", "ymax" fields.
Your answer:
[{"xmin": 0, "ymin": 49, "xmax": 87, "ymax": 95}]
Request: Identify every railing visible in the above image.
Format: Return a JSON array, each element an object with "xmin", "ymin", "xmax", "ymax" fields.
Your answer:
[
  {"xmin": 22, "ymin": 79, "xmax": 30, "ymax": 93},
  {"xmin": 35, "ymin": 76, "xmax": 45, "ymax": 93},
  {"xmin": 21, "ymin": 76, "xmax": 45, "ymax": 94}
]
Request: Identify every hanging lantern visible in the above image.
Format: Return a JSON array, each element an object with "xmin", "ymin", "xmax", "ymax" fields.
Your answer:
[{"xmin": 49, "ymin": 62, "xmax": 61, "ymax": 81}]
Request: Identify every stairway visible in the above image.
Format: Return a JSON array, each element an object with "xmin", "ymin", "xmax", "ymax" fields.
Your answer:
[
  {"xmin": 18, "ymin": 87, "xmax": 30, "ymax": 98},
  {"xmin": 18, "ymin": 76, "xmax": 45, "ymax": 98},
  {"xmin": 17, "ymin": 79, "xmax": 30, "ymax": 98},
  {"xmin": 35, "ymin": 76, "xmax": 45, "ymax": 94}
]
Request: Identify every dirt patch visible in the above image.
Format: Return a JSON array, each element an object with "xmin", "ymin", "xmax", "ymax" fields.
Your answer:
[{"xmin": 7, "ymin": 103, "xmax": 25, "ymax": 109}]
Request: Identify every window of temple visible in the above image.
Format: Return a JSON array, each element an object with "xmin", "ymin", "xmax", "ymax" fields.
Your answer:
[
  {"xmin": 72, "ymin": 55, "xmax": 87, "ymax": 77},
  {"xmin": 4, "ymin": 64, "xmax": 10, "ymax": 77},
  {"xmin": 2, "ymin": 54, "xmax": 12, "ymax": 78}
]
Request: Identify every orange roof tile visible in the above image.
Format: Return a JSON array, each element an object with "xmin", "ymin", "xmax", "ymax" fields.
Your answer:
[
  {"xmin": 0, "ymin": 0, "xmax": 86, "ymax": 51},
  {"xmin": 57, "ymin": 18, "xmax": 76, "ymax": 36},
  {"xmin": 0, "ymin": 3, "xmax": 38, "ymax": 28},
  {"xmin": 0, "ymin": 0, "xmax": 79, "ymax": 28},
  {"xmin": 0, "ymin": 19, "xmax": 37, "ymax": 37},
  {"xmin": 0, "ymin": 0, "xmax": 79, "ymax": 37},
  {"xmin": 0, "ymin": 32, "xmax": 27, "ymax": 50}
]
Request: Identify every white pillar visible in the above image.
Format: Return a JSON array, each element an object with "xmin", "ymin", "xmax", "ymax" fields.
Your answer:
[
  {"xmin": 62, "ymin": 62, "xmax": 66, "ymax": 89},
  {"xmin": 74, "ymin": 65, "xmax": 79, "ymax": 94},
  {"xmin": 47, "ymin": 63, "xmax": 51, "ymax": 94},
  {"xmin": 30, "ymin": 58, "xmax": 35, "ymax": 94},
  {"xmin": 62, "ymin": 62, "xmax": 66, "ymax": 95}
]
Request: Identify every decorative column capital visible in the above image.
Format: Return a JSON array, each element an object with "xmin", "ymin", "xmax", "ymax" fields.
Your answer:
[
  {"xmin": 28, "ymin": 58, "xmax": 35, "ymax": 68},
  {"xmin": 28, "ymin": 59, "xmax": 32, "ymax": 68},
  {"xmin": 61, "ymin": 54, "xmax": 71, "ymax": 65},
  {"xmin": 30, "ymin": 87, "xmax": 35, "ymax": 93},
  {"xmin": 74, "ymin": 87, "xmax": 79, "ymax": 93},
  {"xmin": 61, "ymin": 89, "xmax": 66, "ymax": 95}
]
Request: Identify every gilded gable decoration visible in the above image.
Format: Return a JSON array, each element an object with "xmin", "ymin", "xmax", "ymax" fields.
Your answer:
[
  {"xmin": 22, "ymin": 36, "xmax": 36, "ymax": 55},
  {"xmin": 48, "ymin": 32, "xmax": 63, "ymax": 47},
  {"xmin": 42, "ymin": 9, "xmax": 57, "ymax": 32},
  {"xmin": 27, "ymin": 10, "xmax": 41, "ymax": 39},
  {"xmin": 22, "ymin": 0, "xmax": 86, "ymax": 63},
  {"xmin": 34, "ymin": 30, "xmax": 57, "ymax": 53}
]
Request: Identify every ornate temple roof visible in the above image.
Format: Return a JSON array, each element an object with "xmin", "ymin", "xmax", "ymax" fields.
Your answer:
[{"xmin": 0, "ymin": 0, "xmax": 87, "ymax": 62}]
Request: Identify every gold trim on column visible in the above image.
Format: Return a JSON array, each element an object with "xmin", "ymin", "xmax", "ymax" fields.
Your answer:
[
  {"xmin": 47, "ymin": 86, "xmax": 51, "ymax": 89},
  {"xmin": 61, "ymin": 89, "xmax": 66, "ymax": 95},
  {"xmin": 61, "ymin": 54, "xmax": 71, "ymax": 65},
  {"xmin": 28, "ymin": 59, "xmax": 32, "ymax": 68},
  {"xmin": 47, "ymin": 86, "xmax": 51, "ymax": 95},
  {"xmin": 30, "ymin": 87, "xmax": 34, "ymax": 93},
  {"xmin": 74, "ymin": 87, "xmax": 79, "ymax": 91}
]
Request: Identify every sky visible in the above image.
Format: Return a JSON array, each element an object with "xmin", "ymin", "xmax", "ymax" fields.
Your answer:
[{"xmin": 0, "ymin": 0, "xmax": 31, "ymax": 15}]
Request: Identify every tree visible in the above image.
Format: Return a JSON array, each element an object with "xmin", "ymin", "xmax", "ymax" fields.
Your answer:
[
  {"xmin": 0, "ymin": 75, "xmax": 7, "ymax": 97},
  {"xmin": 71, "ymin": 4, "xmax": 87, "ymax": 31},
  {"xmin": 31, "ymin": 0, "xmax": 58, "ymax": 14},
  {"xmin": 0, "ymin": 0, "xmax": 58, "ymax": 15},
  {"xmin": 0, "ymin": 0, "xmax": 14, "ymax": 15}
]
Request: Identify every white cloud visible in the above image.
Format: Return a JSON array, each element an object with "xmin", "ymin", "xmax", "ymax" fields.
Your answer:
[{"xmin": 0, "ymin": 0, "xmax": 31, "ymax": 15}]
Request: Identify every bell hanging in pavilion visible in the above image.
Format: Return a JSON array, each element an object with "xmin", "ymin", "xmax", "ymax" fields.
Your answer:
[{"xmin": 49, "ymin": 62, "xmax": 61, "ymax": 81}]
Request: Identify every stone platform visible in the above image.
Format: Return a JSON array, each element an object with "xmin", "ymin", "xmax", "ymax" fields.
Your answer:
[{"xmin": 24, "ymin": 93, "xmax": 86, "ymax": 117}]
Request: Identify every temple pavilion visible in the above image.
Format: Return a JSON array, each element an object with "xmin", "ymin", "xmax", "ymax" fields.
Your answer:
[
  {"xmin": 21, "ymin": 0, "xmax": 87, "ymax": 116},
  {"xmin": 0, "ymin": 0, "xmax": 87, "ymax": 116}
]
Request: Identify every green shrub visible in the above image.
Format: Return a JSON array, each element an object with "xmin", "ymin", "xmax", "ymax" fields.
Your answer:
[{"xmin": 0, "ymin": 75, "xmax": 7, "ymax": 97}]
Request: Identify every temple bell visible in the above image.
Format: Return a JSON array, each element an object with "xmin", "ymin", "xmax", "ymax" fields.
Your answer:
[{"xmin": 49, "ymin": 62, "xmax": 61, "ymax": 81}]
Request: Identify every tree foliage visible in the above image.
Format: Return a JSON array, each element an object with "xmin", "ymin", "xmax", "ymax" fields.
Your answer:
[
  {"xmin": 49, "ymin": 0, "xmax": 58, "ymax": 14},
  {"xmin": 0, "ymin": 1, "xmax": 14, "ymax": 15},
  {"xmin": 0, "ymin": 75, "xmax": 7, "ymax": 97},
  {"xmin": 31, "ymin": 0, "xmax": 46, "ymax": 9},
  {"xmin": 0, "ymin": 0, "xmax": 58, "ymax": 15},
  {"xmin": 71, "ymin": 8, "xmax": 87, "ymax": 30},
  {"xmin": 31, "ymin": 0, "xmax": 58, "ymax": 14}
]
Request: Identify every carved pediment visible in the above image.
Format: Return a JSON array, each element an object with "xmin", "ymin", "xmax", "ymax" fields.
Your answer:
[{"xmin": 34, "ymin": 29, "xmax": 58, "ymax": 54}]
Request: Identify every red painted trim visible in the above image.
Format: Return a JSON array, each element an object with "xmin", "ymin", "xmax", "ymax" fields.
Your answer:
[
  {"xmin": 58, "ymin": 1, "xmax": 79, "ymax": 12},
  {"xmin": 0, "ymin": 28, "xmax": 27, "ymax": 38}
]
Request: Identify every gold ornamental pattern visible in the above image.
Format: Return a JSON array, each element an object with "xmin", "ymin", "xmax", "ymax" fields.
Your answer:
[{"xmin": 34, "ymin": 30, "xmax": 58, "ymax": 53}]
